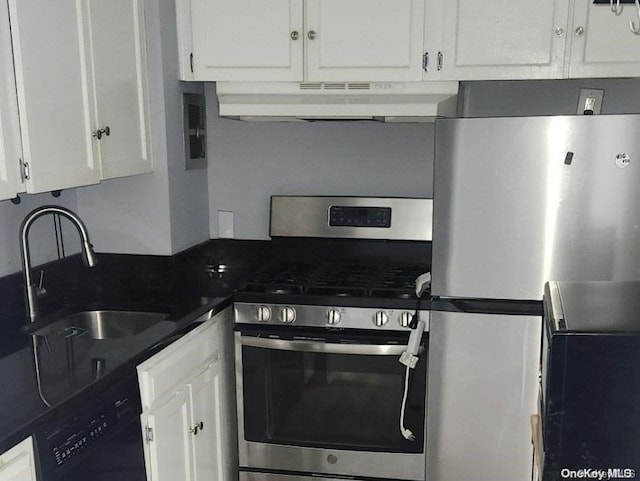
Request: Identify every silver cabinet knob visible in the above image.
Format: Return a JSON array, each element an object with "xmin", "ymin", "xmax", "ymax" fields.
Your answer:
[
  {"xmin": 373, "ymin": 310, "xmax": 389, "ymax": 327},
  {"xmin": 255, "ymin": 305, "xmax": 271, "ymax": 322},
  {"xmin": 290, "ymin": 30, "xmax": 299, "ymax": 40},
  {"xmin": 575, "ymin": 26, "xmax": 584, "ymax": 36},
  {"xmin": 398, "ymin": 311, "xmax": 414, "ymax": 328},
  {"xmin": 307, "ymin": 30, "xmax": 317, "ymax": 40},
  {"xmin": 189, "ymin": 421, "xmax": 204, "ymax": 435},
  {"xmin": 554, "ymin": 26, "xmax": 565, "ymax": 36},
  {"xmin": 327, "ymin": 309, "xmax": 341, "ymax": 325},
  {"xmin": 279, "ymin": 306, "xmax": 296, "ymax": 324}
]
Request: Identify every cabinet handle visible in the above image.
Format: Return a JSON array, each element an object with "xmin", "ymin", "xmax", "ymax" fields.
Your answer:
[
  {"xmin": 554, "ymin": 26, "xmax": 565, "ymax": 37},
  {"xmin": 189, "ymin": 421, "xmax": 204, "ymax": 435},
  {"xmin": 307, "ymin": 30, "xmax": 317, "ymax": 40},
  {"xmin": 92, "ymin": 126, "xmax": 111, "ymax": 140},
  {"xmin": 290, "ymin": 30, "xmax": 299, "ymax": 40},
  {"xmin": 574, "ymin": 26, "xmax": 584, "ymax": 36}
]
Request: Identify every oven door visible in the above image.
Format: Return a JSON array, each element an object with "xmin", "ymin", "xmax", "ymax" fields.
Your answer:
[{"xmin": 235, "ymin": 328, "xmax": 427, "ymax": 480}]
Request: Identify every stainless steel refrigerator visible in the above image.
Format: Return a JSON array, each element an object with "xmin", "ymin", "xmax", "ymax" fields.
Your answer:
[{"xmin": 427, "ymin": 114, "xmax": 640, "ymax": 481}]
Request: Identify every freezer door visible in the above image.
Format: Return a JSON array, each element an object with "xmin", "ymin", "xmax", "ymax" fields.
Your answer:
[
  {"xmin": 432, "ymin": 114, "xmax": 640, "ymax": 300},
  {"xmin": 426, "ymin": 310, "xmax": 541, "ymax": 481}
]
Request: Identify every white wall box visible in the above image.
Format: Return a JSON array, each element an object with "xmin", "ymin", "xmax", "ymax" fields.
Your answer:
[
  {"xmin": 7, "ymin": 0, "xmax": 152, "ymax": 195},
  {"xmin": 137, "ymin": 307, "xmax": 235, "ymax": 481},
  {"xmin": 0, "ymin": 0, "xmax": 23, "ymax": 201},
  {"xmin": 0, "ymin": 436, "xmax": 38, "ymax": 481},
  {"xmin": 427, "ymin": 0, "xmax": 640, "ymax": 80},
  {"xmin": 182, "ymin": 0, "xmax": 427, "ymax": 82}
]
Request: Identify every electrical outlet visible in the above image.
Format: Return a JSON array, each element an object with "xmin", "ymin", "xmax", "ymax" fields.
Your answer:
[
  {"xmin": 577, "ymin": 88, "xmax": 604, "ymax": 115},
  {"xmin": 218, "ymin": 211, "xmax": 234, "ymax": 238}
]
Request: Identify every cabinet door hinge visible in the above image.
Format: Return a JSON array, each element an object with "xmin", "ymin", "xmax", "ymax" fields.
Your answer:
[
  {"xmin": 422, "ymin": 52, "xmax": 429, "ymax": 72},
  {"xmin": 145, "ymin": 426, "xmax": 154, "ymax": 442},
  {"xmin": 190, "ymin": 53, "xmax": 194, "ymax": 73},
  {"xmin": 20, "ymin": 159, "xmax": 30, "ymax": 181}
]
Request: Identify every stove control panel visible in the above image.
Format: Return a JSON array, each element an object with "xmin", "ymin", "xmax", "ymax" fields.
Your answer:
[
  {"xmin": 329, "ymin": 206, "xmax": 392, "ymax": 228},
  {"xmin": 236, "ymin": 303, "xmax": 430, "ymax": 332}
]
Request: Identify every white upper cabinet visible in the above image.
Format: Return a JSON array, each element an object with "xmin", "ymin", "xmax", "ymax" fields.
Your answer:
[
  {"xmin": 190, "ymin": 0, "xmax": 304, "ymax": 81},
  {"xmin": 9, "ymin": 0, "xmax": 100, "ymax": 193},
  {"xmin": 5, "ymin": 0, "xmax": 151, "ymax": 196},
  {"xmin": 88, "ymin": 0, "xmax": 152, "ymax": 179},
  {"xmin": 0, "ymin": 0, "xmax": 22, "ymax": 201},
  {"xmin": 430, "ymin": 0, "xmax": 571, "ymax": 80},
  {"xmin": 183, "ymin": 0, "xmax": 425, "ymax": 82},
  {"xmin": 305, "ymin": 0, "xmax": 425, "ymax": 81},
  {"xmin": 567, "ymin": 1, "xmax": 640, "ymax": 78}
]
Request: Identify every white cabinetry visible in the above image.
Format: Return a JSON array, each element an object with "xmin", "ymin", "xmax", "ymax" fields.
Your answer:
[
  {"xmin": 0, "ymin": 0, "xmax": 22, "ymax": 201},
  {"xmin": 88, "ymin": 0, "xmax": 152, "ymax": 180},
  {"xmin": 431, "ymin": 0, "xmax": 570, "ymax": 80},
  {"xmin": 6, "ymin": 0, "xmax": 151, "ymax": 195},
  {"xmin": 9, "ymin": 0, "xmax": 100, "ymax": 193},
  {"xmin": 137, "ymin": 307, "xmax": 234, "ymax": 481},
  {"xmin": 0, "ymin": 437, "xmax": 38, "ymax": 481},
  {"xmin": 567, "ymin": 1, "xmax": 640, "ymax": 78},
  {"xmin": 430, "ymin": 0, "xmax": 640, "ymax": 80},
  {"xmin": 184, "ymin": 0, "xmax": 426, "ymax": 82}
]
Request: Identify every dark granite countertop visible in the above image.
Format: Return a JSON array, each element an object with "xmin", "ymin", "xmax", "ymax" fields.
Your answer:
[{"xmin": 0, "ymin": 239, "xmax": 268, "ymax": 453}]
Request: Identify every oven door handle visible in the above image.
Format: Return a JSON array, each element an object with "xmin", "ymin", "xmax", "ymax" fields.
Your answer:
[{"xmin": 240, "ymin": 336, "xmax": 414, "ymax": 356}]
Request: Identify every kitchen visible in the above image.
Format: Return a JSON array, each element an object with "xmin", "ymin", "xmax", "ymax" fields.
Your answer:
[{"xmin": 1, "ymin": 0, "xmax": 640, "ymax": 480}]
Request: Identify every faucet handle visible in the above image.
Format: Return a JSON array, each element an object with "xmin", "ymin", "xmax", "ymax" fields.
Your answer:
[{"xmin": 36, "ymin": 271, "xmax": 47, "ymax": 296}]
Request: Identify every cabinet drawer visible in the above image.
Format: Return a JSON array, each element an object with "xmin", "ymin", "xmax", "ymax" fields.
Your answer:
[
  {"xmin": 137, "ymin": 309, "xmax": 225, "ymax": 410},
  {"xmin": 0, "ymin": 436, "xmax": 37, "ymax": 481}
]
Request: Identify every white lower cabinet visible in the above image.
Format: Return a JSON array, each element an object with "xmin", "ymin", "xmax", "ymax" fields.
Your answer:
[
  {"xmin": 137, "ymin": 307, "xmax": 234, "ymax": 481},
  {"xmin": 0, "ymin": 437, "xmax": 38, "ymax": 481}
]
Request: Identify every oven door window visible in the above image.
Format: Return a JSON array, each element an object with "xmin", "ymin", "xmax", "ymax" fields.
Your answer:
[{"xmin": 240, "ymin": 336, "xmax": 426, "ymax": 453}]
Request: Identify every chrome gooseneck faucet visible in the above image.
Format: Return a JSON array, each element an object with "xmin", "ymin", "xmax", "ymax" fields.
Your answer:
[{"xmin": 20, "ymin": 205, "xmax": 97, "ymax": 323}]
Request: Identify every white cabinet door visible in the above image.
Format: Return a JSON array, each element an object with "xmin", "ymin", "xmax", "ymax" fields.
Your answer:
[
  {"xmin": 190, "ymin": 0, "xmax": 303, "ymax": 81},
  {"xmin": 8, "ymin": 0, "xmax": 100, "ymax": 193},
  {"xmin": 305, "ymin": 0, "xmax": 425, "ymax": 81},
  {"xmin": 0, "ymin": 0, "xmax": 22, "ymax": 201},
  {"xmin": 189, "ymin": 360, "xmax": 226, "ymax": 481},
  {"xmin": 88, "ymin": 0, "xmax": 152, "ymax": 179},
  {"xmin": 567, "ymin": 2, "xmax": 640, "ymax": 78},
  {"xmin": 434, "ymin": 0, "xmax": 570, "ymax": 80},
  {"xmin": 0, "ymin": 437, "xmax": 38, "ymax": 481},
  {"xmin": 142, "ymin": 386, "xmax": 194, "ymax": 481}
]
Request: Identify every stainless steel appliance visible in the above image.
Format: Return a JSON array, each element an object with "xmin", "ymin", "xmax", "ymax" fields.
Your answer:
[
  {"xmin": 429, "ymin": 114, "xmax": 640, "ymax": 481},
  {"xmin": 234, "ymin": 196, "xmax": 432, "ymax": 481},
  {"xmin": 542, "ymin": 281, "xmax": 640, "ymax": 480}
]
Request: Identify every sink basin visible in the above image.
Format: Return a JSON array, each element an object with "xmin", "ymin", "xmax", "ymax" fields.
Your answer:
[{"xmin": 32, "ymin": 310, "xmax": 170, "ymax": 340}]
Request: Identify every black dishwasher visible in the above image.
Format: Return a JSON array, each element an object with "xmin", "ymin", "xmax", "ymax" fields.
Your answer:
[
  {"xmin": 33, "ymin": 370, "xmax": 147, "ymax": 481},
  {"xmin": 542, "ymin": 281, "xmax": 640, "ymax": 480}
]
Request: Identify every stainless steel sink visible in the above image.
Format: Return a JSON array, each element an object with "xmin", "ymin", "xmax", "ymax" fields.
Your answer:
[{"xmin": 32, "ymin": 310, "xmax": 170, "ymax": 340}]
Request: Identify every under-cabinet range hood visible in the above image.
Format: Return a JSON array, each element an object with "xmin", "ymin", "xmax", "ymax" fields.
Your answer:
[{"xmin": 215, "ymin": 81, "xmax": 459, "ymax": 121}]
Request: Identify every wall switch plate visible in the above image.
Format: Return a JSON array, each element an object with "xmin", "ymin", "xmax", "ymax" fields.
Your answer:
[
  {"xmin": 183, "ymin": 93, "xmax": 207, "ymax": 170},
  {"xmin": 218, "ymin": 211, "xmax": 234, "ymax": 238},
  {"xmin": 577, "ymin": 88, "xmax": 604, "ymax": 115}
]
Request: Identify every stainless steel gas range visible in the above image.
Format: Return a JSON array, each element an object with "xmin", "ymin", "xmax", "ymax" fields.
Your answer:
[{"xmin": 234, "ymin": 196, "xmax": 432, "ymax": 481}]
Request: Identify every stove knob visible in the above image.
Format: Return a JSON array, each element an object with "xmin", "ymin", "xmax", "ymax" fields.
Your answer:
[
  {"xmin": 327, "ymin": 309, "xmax": 341, "ymax": 325},
  {"xmin": 255, "ymin": 305, "xmax": 272, "ymax": 322},
  {"xmin": 399, "ymin": 311, "xmax": 414, "ymax": 328},
  {"xmin": 373, "ymin": 310, "xmax": 389, "ymax": 327},
  {"xmin": 279, "ymin": 306, "xmax": 296, "ymax": 324}
]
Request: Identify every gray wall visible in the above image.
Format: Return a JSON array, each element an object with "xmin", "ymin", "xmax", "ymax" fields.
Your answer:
[
  {"xmin": 206, "ymin": 84, "xmax": 435, "ymax": 240},
  {"xmin": 460, "ymin": 78, "xmax": 640, "ymax": 116}
]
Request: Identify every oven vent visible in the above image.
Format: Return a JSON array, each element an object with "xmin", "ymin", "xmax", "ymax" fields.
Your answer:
[
  {"xmin": 348, "ymin": 83, "xmax": 371, "ymax": 90},
  {"xmin": 299, "ymin": 83, "xmax": 322, "ymax": 90}
]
